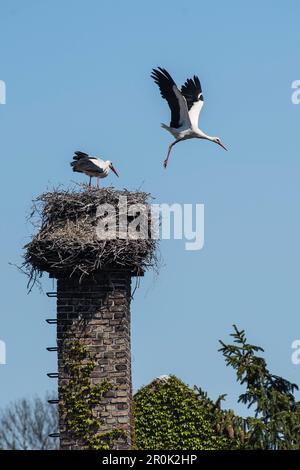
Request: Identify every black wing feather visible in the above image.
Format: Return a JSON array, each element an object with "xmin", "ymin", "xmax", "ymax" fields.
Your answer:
[
  {"xmin": 181, "ymin": 75, "xmax": 203, "ymax": 111},
  {"xmin": 151, "ymin": 67, "xmax": 181, "ymax": 128},
  {"xmin": 70, "ymin": 158, "xmax": 104, "ymax": 174},
  {"xmin": 73, "ymin": 151, "xmax": 89, "ymax": 160}
]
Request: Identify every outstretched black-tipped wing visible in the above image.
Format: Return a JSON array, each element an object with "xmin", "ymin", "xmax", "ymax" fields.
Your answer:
[
  {"xmin": 181, "ymin": 76, "xmax": 203, "ymax": 110},
  {"xmin": 151, "ymin": 67, "xmax": 190, "ymax": 129},
  {"xmin": 181, "ymin": 76, "xmax": 204, "ymax": 127}
]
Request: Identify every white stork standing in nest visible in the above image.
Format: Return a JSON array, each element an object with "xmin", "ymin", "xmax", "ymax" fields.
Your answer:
[
  {"xmin": 151, "ymin": 67, "xmax": 227, "ymax": 168},
  {"xmin": 71, "ymin": 151, "xmax": 119, "ymax": 188}
]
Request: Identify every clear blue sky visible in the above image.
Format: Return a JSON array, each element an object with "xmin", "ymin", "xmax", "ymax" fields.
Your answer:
[{"xmin": 1, "ymin": 0, "xmax": 300, "ymax": 417}]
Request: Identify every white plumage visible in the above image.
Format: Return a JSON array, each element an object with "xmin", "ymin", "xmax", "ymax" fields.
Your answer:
[{"xmin": 71, "ymin": 151, "xmax": 119, "ymax": 188}]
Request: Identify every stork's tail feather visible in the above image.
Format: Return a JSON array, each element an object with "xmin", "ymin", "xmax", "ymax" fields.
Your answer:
[{"xmin": 161, "ymin": 123, "xmax": 171, "ymax": 132}]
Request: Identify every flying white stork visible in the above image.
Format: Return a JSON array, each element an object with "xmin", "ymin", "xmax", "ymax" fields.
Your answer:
[
  {"xmin": 151, "ymin": 67, "xmax": 227, "ymax": 168},
  {"xmin": 71, "ymin": 151, "xmax": 119, "ymax": 188}
]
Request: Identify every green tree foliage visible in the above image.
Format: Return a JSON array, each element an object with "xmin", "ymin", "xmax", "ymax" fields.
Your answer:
[
  {"xmin": 133, "ymin": 375, "xmax": 239, "ymax": 450},
  {"xmin": 219, "ymin": 325, "xmax": 300, "ymax": 449},
  {"xmin": 192, "ymin": 386, "xmax": 246, "ymax": 445},
  {"xmin": 134, "ymin": 327, "xmax": 300, "ymax": 450}
]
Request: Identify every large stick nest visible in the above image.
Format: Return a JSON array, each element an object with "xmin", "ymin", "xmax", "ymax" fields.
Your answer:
[{"xmin": 23, "ymin": 186, "xmax": 159, "ymax": 285}]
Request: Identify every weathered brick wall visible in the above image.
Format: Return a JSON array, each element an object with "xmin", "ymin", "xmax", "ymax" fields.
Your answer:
[{"xmin": 56, "ymin": 271, "xmax": 132, "ymax": 450}]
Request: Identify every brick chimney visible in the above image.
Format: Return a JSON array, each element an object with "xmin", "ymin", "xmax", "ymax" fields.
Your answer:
[
  {"xmin": 57, "ymin": 271, "xmax": 133, "ymax": 449},
  {"xmin": 24, "ymin": 187, "xmax": 157, "ymax": 450}
]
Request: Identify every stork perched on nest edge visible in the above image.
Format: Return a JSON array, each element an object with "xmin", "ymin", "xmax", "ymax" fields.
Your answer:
[{"xmin": 71, "ymin": 151, "xmax": 119, "ymax": 189}]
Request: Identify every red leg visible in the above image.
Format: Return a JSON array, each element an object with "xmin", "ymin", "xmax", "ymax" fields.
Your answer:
[{"xmin": 163, "ymin": 140, "xmax": 179, "ymax": 168}]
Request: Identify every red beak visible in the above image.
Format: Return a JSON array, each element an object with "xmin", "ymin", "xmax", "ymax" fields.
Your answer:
[{"xmin": 111, "ymin": 165, "xmax": 119, "ymax": 177}]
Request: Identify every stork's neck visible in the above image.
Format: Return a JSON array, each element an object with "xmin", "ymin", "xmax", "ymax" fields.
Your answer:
[{"xmin": 195, "ymin": 129, "xmax": 215, "ymax": 141}]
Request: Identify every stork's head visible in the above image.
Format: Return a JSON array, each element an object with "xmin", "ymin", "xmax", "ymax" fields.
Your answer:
[
  {"xmin": 108, "ymin": 161, "xmax": 119, "ymax": 177},
  {"xmin": 213, "ymin": 137, "xmax": 227, "ymax": 151}
]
